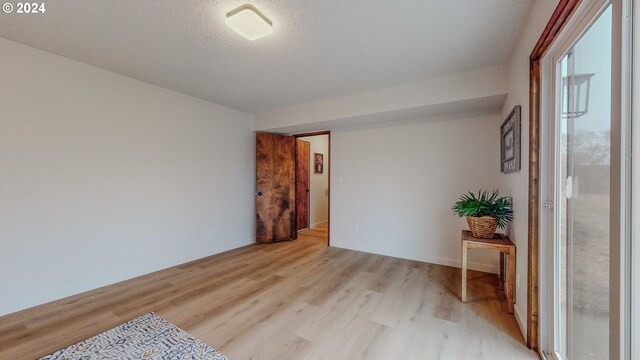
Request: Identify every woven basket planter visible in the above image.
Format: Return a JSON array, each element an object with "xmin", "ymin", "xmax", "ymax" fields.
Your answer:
[{"xmin": 466, "ymin": 216, "xmax": 497, "ymax": 239}]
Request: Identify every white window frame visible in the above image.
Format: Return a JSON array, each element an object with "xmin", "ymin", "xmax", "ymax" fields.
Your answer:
[
  {"xmin": 630, "ymin": 0, "xmax": 638, "ymax": 358},
  {"xmin": 616, "ymin": 0, "xmax": 633, "ymax": 359}
]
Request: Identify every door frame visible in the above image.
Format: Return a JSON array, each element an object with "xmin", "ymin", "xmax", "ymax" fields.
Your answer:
[
  {"xmin": 295, "ymin": 139, "xmax": 311, "ymax": 231},
  {"xmin": 293, "ymin": 130, "xmax": 331, "ymax": 246},
  {"xmin": 528, "ymin": 1, "xmax": 582, "ymax": 352},
  {"xmin": 612, "ymin": 0, "xmax": 633, "ymax": 358}
]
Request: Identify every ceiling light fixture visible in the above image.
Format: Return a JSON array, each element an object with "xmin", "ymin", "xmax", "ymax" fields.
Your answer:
[{"xmin": 225, "ymin": 4, "xmax": 273, "ymax": 41}]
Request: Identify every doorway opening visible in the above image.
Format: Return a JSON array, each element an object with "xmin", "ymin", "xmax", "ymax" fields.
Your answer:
[
  {"xmin": 294, "ymin": 131, "xmax": 330, "ymax": 246},
  {"xmin": 254, "ymin": 131, "xmax": 330, "ymax": 245}
]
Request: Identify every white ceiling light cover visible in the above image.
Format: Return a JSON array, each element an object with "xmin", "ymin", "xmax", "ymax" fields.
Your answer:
[{"xmin": 225, "ymin": 4, "xmax": 273, "ymax": 41}]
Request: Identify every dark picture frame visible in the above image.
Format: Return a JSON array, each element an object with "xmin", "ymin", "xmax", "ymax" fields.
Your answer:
[
  {"xmin": 314, "ymin": 153, "xmax": 323, "ymax": 174},
  {"xmin": 500, "ymin": 105, "xmax": 521, "ymax": 173}
]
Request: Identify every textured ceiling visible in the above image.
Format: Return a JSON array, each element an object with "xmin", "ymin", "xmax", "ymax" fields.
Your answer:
[{"xmin": 0, "ymin": 0, "xmax": 532, "ymax": 113}]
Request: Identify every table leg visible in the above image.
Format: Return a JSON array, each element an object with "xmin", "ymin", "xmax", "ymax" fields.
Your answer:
[
  {"xmin": 462, "ymin": 241, "xmax": 468, "ymax": 302},
  {"xmin": 499, "ymin": 251, "xmax": 505, "ymax": 290},
  {"xmin": 507, "ymin": 247, "xmax": 515, "ymax": 314}
]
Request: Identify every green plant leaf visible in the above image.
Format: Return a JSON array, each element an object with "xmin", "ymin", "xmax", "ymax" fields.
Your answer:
[{"xmin": 452, "ymin": 189, "xmax": 513, "ymax": 229}]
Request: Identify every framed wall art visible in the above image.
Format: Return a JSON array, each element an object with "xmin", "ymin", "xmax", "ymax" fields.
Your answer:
[
  {"xmin": 314, "ymin": 153, "xmax": 323, "ymax": 174},
  {"xmin": 500, "ymin": 105, "xmax": 521, "ymax": 173}
]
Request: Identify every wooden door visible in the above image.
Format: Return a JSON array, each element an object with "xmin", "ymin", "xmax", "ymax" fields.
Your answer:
[
  {"xmin": 256, "ymin": 133, "xmax": 297, "ymax": 243},
  {"xmin": 296, "ymin": 140, "xmax": 310, "ymax": 230}
]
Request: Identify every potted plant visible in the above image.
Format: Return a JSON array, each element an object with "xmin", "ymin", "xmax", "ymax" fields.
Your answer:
[{"xmin": 452, "ymin": 190, "xmax": 513, "ymax": 239}]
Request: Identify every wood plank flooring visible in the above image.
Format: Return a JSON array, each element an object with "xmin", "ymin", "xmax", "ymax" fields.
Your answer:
[
  {"xmin": 297, "ymin": 223, "xmax": 329, "ymax": 245},
  {"xmin": 0, "ymin": 225, "xmax": 536, "ymax": 359}
]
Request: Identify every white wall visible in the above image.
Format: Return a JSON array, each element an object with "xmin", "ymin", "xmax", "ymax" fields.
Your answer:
[
  {"xmin": 299, "ymin": 135, "xmax": 329, "ymax": 227},
  {"xmin": 0, "ymin": 37, "xmax": 255, "ymax": 316},
  {"xmin": 330, "ymin": 113, "xmax": 503, "ymax": 273},
  {"xmin": 499, "ymin": 0, "xmax": 559, "ymax": 337}
]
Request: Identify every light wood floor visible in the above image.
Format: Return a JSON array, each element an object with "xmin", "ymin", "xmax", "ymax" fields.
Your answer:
[
  {"xmin": 0, "ymin": 225, "xmax": 536, "ymax": 359},
  {"xmin": 297, "ymin": 223, "xmax": 329, "ymax": 245}
]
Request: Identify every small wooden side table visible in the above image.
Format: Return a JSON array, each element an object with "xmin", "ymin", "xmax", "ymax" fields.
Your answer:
[{"xmin": 461, "ymin": 230, "xmax": 516, "ymax": 314}]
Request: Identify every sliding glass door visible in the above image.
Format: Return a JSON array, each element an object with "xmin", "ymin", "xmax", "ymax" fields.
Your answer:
[{"xmin": 547, "ymin": 3, "xmax": 613, "ymax": 359}]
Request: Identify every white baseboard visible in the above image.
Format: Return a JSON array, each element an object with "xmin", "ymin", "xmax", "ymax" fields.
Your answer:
[
  {"xmin": 310, "ymin": 220, "xmax": 328, "ymax": 228},
  {"xmin": 0, "ymin": 238, "xmax": 253, "ymax": 317},
  {"xmin": 331, "ymin": 240, "xmax": 499, "ymax": 274},
  {"xmin": 514, "ymin": 304, "xmax": 528, "ymax": 341}
]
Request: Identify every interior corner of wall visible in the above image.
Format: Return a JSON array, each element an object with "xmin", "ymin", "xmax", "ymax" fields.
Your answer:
[{"xmin": 514, "ymin": 302, "xmax": 528, "ymax": 340}]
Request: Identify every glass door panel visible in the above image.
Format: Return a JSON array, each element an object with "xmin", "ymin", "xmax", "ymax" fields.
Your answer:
[{"xmin": 555, "ymin": 5, "xmax": 612, "ymax": 359}]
